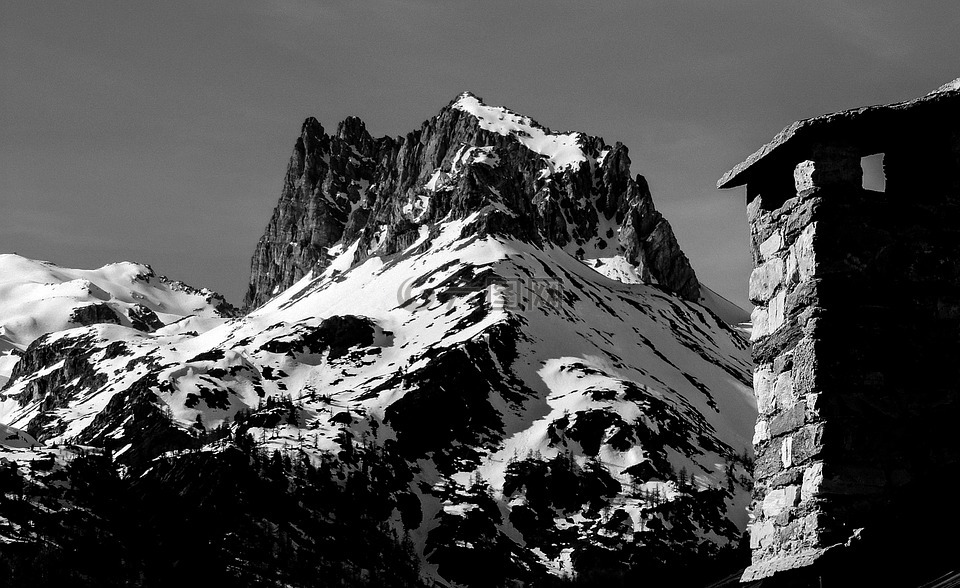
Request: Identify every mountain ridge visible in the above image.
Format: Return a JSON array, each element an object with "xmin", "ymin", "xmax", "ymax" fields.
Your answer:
[
  {"xmin": 244, "ymin": 91, "xmax": 702, "ymax": 310},
  {"xmin": 0, "ymin": 94, "xmax": 755, "ymax": 587}
]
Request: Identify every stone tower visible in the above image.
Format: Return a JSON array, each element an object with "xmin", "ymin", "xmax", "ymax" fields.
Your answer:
[{"xmin": 719, "ymin": 80, "xmax": 960, "ymax": 584}]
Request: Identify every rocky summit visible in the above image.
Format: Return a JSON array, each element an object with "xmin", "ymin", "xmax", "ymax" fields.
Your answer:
[
  {"xmin": 0, "ymin": 94, "xmax": 755, "ymax": 587},
  {"xmin": 245, "ymin": 92, "xmax": 701, "ymax": 309}
]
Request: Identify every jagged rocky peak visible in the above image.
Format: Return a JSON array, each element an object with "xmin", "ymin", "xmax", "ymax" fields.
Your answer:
[{"xmin": 244, "ymin": 91, "xmax": 701, "ymax": 309}]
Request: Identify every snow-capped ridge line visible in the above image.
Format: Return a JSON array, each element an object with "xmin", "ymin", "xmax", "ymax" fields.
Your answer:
[
  {"xmin": 0, "ymin": 253, "xmax": 236, "ymax": 354},
  {"xmin": 450, "ymin": 92, "xmax": 589, "ymax": 173}
]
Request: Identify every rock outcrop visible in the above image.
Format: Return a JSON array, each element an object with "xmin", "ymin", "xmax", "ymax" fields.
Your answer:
[
  {"xmin": 244, "ymin": 117, "xmax": 388, "ymax": 309},
  {"xmin": 69, "ymin": 303, "xmax": 121, "ymax": 327},
  {"xmin": 245, "ymin": 92, "xmax": 700, "ymax": 309}
]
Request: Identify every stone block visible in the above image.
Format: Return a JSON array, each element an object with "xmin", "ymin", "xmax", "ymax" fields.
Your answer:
[
  {"xmin": 785, "ymin": 279, "xmax": 817, "ymax": 318},
  {"xmin": 801, "ymin": 512, "xmax": 825, "ymax": 546},
  {"xmin": 773, "ymin": 371, "xmax": 797, "ymax": 410},
  {"xmin": 805, "ymin": 393, "xmax": 824, "ymax": 420},
  {"xmin": 780, "ymin": 435, "xmax": 794, "ymax": 468},
  {"xmin": 801, "ymin": 462, "xmax": 823, "ymax": 502},
  {"xmin": 777, "ymin": 194, "xmax": 801, "ymax": 217},
  {"xmin": 800, "ymin": 311, "xmax": 822, "ymax": 336},
  {"xmin": 762, "ymin": 485, "xmax": 799, "ymax": 517},
  {"xmin": 767, "ymin": 467, "xmax": 803, "ymax": 489},
  {"xmin": 773, "ymin": 351, "xmax": 793, "ymax": 374},
  {"xmin": 753, "ymin": 354, "xmax": 800, "ymax": 416},
  {"xmin": 782, "ymin": 193, "xmax": 820, "ymax": 241},
  {"xmin": 750, "ymin": 256, "xmax": 785, "ymax": 303},
  {"xmin": 769, "ymin": 290, "xmax": 786, "ymax": 334},
  {"xmin": 756, "ymin": 365, "xmax": 800, "ymax": 416},
  {"xmin": 791, "ymin": 423, "xmax": 825, "ymax": 465},
  {"xmin": 751, "ymin": 289, "xmax": 787, "ymax": 341},
  {"xmin": 756, "ymin": 437, "xmax": 784, "ymax": 479},
  {"xmin": 785, "ymin": 249, "xmax": 799, "ymax": 287},
  {"xmin": 792, "ymin": 222, "xmax": 818, "ymax": 280},
  {"xmin": 793, "ymin": 161, "xmax": 818, "ymax": 193},
  {"xmin": 769, "ymin": 400, "xmax": 806, "ymax": 438},
  {"xmin": 791, "ymin": 337, "xmax": 820, "ymax": 396},
  {"xmin": 750, "ymin": 305, "xmax": 768, "ymax": 342},
  {"xmin": 756, "ymin": 369, "xmax": 801, "ymax": 417},
  {"xmin": 753, "ymin": 419, "xmax": 770, "ymax": 445},
  {"xmin": 749, "ymin": 519, "xmax": 778, "ymax": 550},
  {"xmin": 754, "ymin": 364, "xmax": 776, "ymax": 414},
  {"xmin": 752, "ymin": 322, "xmax": 803, "ymax": 365},
  {"xmin": 759, "ymin": 230, "xmax": 784, "ymax": 261}
]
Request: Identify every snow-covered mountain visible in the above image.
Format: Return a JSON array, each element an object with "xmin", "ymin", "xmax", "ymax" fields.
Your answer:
[
  {"xmin": 0, "ymin": 255, "xmax": 236, "ymax": 387},
  {"xmin": 0, "ymin": 93, "xmax": 754, "ymax": 587}
]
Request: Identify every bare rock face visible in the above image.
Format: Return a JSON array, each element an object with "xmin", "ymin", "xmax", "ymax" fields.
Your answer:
[
  {"xmin": 127, "ymin": 304, "xmax": 165, "ymax": 332},
  {"xmin": 245, "ymin": 92, "xmax": 700, "ymax": 309},
  {"xmin": 69, "ymin": 303, "xmax": 121, "ymax": 327},
  {"xmin": 244, "ymin": 117, "xmax": 390, "ymax": 309}
]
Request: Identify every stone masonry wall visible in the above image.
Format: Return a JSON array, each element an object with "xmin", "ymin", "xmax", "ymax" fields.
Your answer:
[{"xmin": 742, "ymin": 136, "xmax": 960, "ymax": 583}]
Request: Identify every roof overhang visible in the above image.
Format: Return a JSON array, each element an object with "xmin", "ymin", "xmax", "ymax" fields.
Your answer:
[{"xmin": 718, "ymin": 79, "xmax": 960, "ymax": 190}]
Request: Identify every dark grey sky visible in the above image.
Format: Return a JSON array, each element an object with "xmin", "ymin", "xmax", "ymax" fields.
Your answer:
[{"xmin": 3, "ymin": 1, "xmax": 958, "ymax": 308}]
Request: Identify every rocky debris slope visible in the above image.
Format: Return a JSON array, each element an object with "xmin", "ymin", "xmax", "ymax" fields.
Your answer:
[
  {"xmin": 0, "ymin": 94, "xmax": 754, "ymax": 587},
  {"xmin": 245, "ymin": 92, "xmax": 701, "ymax": 309}
]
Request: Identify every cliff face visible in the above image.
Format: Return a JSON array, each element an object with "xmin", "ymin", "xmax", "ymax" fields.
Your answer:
[
  {"xmin": 244, "ymin": 117, "xmax": 388, "ymax": 308},
  {"xmin": 245, "ymin": 92, "xmax": 700, "ymax": 309}
]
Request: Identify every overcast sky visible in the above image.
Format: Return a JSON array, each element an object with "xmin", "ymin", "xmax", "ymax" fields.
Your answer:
[{"xmin": 2, "ymin": 1, "xmax": 959, "ymax": 308}]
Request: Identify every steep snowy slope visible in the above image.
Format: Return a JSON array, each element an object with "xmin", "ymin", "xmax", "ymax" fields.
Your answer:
[{"xmin": 0, "ymin": 94, "xmax": 755, "ymax": 586}]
